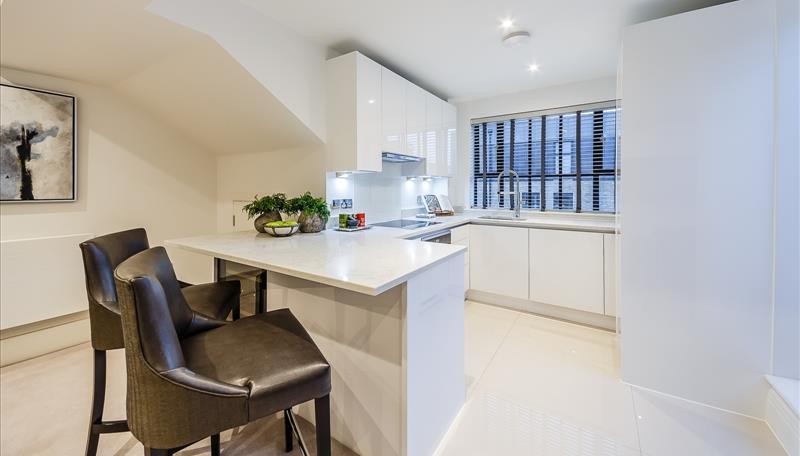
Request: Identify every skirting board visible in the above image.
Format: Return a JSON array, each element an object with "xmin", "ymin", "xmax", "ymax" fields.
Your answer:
[
  {"xmin": 0, "ymin": 316, "xmax": 90, "ymax": 367},
  {"xmin": 466, "ymin": 289, "xmax": 617, "ymax": 331},
  {"xmin": 766, "ymin": 385, "xmax": 799, "ymax": 456}
]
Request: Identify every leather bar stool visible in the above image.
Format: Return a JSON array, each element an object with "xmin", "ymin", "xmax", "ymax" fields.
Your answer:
[
  {"xmin": 114, "ymin": 247, "xmax": 331, "ymax": 456},
  {"xmin": 79, "ymin": 228, "xmax": 241, "ymax": 456}
]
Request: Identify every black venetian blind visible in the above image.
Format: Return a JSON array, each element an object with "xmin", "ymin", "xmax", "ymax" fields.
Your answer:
[{"xmin": 471, "ymin": 102, "xmax": 618, "ymax": 213}]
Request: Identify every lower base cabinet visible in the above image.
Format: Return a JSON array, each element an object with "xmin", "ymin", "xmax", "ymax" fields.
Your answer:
[
  {"xmin": 529, "ymin": 229, "xmax": 604, "ymax": 314},
  {"xmin": 451, "ymin": 225, "xmax": 470, "ymax": 293},
  {"xmin": 469, "ymin": 225, "xmax": 529, "ymax": 300}
]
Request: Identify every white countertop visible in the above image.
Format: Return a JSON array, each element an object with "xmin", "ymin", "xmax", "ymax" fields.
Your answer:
[{"xmin": 166, "ymin": 211, "xmax": 615, "ymax": 296}]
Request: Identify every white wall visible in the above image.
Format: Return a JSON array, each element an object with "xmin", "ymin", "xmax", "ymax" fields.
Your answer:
[
  {"xmin": 619, "ymin": 0, "xmax": 776, "ymax": 417},
  {"xmin": 147, "ymin": 0, "xmax": 328, "ymax": 143},
  {"xmin": 0, "ymin": 67, "xmax": 218, "ymax": 362},
  {"xmin": 453, "ymin": 77, "xmax": 617, "ymax": 208},
  {"xmin": 216, "ymin": 146, "xmax": 326, "ymax": 232},
  {"xmin": 772, "ymin": 0, "xmax": 799, "ymax": 380}
]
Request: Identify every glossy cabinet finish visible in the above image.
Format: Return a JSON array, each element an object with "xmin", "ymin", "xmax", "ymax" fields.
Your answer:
[
  {"xmin": 452, "ymin": 225, "xmax": 470, "ymax": 293},
  {"xmin": 424, "ymin": 92, "xmax": 443, "ymax": 176},
  {"xmin": 529, "ymin": 229, "xmax": 604, "ymax": 314},
  {"xmin": 326, "ymin": 51, "xmax": 456, "ymax": 175},
  {"xmin": 381, "ymin": 67, "xmax": 405, "ymax": 154},
  {"xmin": 405, "ymin": 81, "xmax": 426, "ymax": 158},
  {"xmin": 469, "ymin": 225, "xmax": 528, "ymax": 300},
  {"xmin": 326, "ymin": 52, "xmax": 382, "ymax": 172},
  {"xmin": 442, "ymin": 102, "xmax": 457, "ymax": 177}
]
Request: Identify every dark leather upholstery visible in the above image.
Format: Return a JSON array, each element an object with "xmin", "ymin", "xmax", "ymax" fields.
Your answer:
[
  {"xmin": 181, "ymin": 309, "xmax": 331, "ymax": 419},
  {"xmin": 79, "ymin": 228, "xmax": 239, "ymax": 351},
  {"xmin": 180, "ymin": 281, "xmax": 239, "ymax": 320},
  {"xmin": 114, "ymin": 247, "xmax": 331, "ymax": 450}
]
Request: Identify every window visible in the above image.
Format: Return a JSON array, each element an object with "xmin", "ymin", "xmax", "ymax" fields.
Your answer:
[{"xmin": 471, "ymin": 102, "xmax": 618, "ymax": 213}]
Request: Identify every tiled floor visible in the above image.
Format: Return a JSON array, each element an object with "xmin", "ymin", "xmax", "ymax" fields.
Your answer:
[
  {"xmin": 438, "ymin": 301, "xmax": 786, "ymax": 456},
  {"xmin": 0, "ymin": 301, "xmax": 786, "ymax": 455}
]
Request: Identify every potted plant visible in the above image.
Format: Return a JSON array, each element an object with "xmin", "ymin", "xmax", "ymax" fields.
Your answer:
[
  {"xmin": 286, "ymin": 192, "xmax": 330, "ymax": 233},
  {"xmin": 242, "ymin": 193, "xmax": 287, "ymax": 233}
]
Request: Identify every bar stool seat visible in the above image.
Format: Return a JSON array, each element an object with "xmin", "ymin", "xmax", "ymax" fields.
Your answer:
[{"xmin": 181, "ymin": 308, "xmax": 331, "ymax": 419}]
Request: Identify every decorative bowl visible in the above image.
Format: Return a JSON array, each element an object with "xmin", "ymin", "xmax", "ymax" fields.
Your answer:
[{"xmin": 263, "ymin": 224, "xmax": 300, "ymax": 237}]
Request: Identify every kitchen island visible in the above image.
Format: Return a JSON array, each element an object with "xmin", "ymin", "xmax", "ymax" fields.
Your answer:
[{"xmin": 166, "ymin": 228, "xmax": 466, "ymax": 456}]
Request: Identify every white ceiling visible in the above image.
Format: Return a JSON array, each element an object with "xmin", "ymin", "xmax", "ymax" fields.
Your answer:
[
  {"xmin": 241, "ymin": 0, "xmax": 732, "ymax": 101},
  {"xmin": 0, "ymin": 0, "xmax": 198, "ymax": 86},
  {"xmin": 0, "ymin": 0, "xmax": 322, "ymax": 154}
]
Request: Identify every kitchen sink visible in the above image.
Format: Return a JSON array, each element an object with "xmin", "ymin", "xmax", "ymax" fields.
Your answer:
[{"xmin": 478, "ymin": 215, "xmax": 527, "ymax": 221}]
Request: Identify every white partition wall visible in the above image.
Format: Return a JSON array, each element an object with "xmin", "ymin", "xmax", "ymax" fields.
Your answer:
[{"xmin": 619, "ymin": 0, "xmax": 776, "ymax": 417}]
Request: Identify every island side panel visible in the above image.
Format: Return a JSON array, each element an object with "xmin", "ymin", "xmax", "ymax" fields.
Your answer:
[
  {"xmin": 266, "ymin": 272, "xmax": 405, "ymax": 456},
  {"xmin": 403, "ymin": 252, "xmax": 466, "ymax": 456}
]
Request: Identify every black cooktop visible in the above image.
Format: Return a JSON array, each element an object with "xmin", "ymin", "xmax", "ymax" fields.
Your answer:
[{"xmin": 372, "ymin": 219, "xmax": 442, "ymax": 230}]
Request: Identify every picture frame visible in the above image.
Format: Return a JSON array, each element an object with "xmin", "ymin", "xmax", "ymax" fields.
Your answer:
[{"xmin": 0, "ymin": 83, "xmax": 77, "ymax": 202}]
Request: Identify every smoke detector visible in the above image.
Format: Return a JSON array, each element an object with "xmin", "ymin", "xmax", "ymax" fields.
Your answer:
[{"xmin": 502, "ymin": 30, "xmax": 531, "ymax": 47}]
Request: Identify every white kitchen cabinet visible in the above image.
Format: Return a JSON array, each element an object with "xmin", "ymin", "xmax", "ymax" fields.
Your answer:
[
  {"xmin": 470, "ymin": 225, "xmax": 528, "ymax": 300},
  {"xmin": 452, "ymin": 225, "xmax": 470, "ymax": 293},
  {"xmin": 442, "ymin": 102, "xmax": 457, "ymax": 177},
  {"xmin": 424, "ymin": 92, "xmax": 443, "ymax": 176},
  {"xmin": 603, "ymin": 234, "xmax": 618, "ymax": 317},
  {"xmin": 404, "ymin": 81, "xmax": 426, "ymax": 158},
  {"xmin": 326, "ymin": 51, "xmax": 382, "ymax": 172},
  {"xmin": 529, "ymin": 229, "xmax": 604, "ymax": 314},
  {"xmin": 381, "ymin": 67, "xmax": 405, "ymax": 154}
]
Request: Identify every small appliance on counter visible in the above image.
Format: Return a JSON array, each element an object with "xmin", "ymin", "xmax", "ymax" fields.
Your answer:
[
  {"xmin": 419, "ymin": 194, "xmax": 455, "ymax": 216},
  {"xmin": 336, "ymin": 213, "xmax": 372, "ymax": 232}
]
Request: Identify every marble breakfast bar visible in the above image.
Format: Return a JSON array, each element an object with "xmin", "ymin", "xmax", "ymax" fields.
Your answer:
[{"xmin": 166, "ymin": 229, "xmax": 467, "ymax": 456}]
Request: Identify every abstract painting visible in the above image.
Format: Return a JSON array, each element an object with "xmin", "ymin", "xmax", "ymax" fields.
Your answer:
[{"xmin": 0, "ymin": 83, "xmax": 76, "ymax": 202}]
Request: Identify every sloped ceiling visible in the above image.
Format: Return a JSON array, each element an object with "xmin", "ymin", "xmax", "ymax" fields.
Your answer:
[{"xmin": 0, "ymin": 0, "xmax": 322, "ymax": 154}]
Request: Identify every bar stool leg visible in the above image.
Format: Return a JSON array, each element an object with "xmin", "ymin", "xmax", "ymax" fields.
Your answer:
[
  {"xmin": 85, "ymin": 349, "xmax": 106, "ymax": 456},
  {"xmin": 210, "ymin": 433, "xmax": 221, "ymax": 456},
  {"xmin": 315, "ymin": 395, "xmax": 331, "ymax": 456},
  {"xmin": 284, "ymin": 409, "xmax": 294, "ymax": 452}
]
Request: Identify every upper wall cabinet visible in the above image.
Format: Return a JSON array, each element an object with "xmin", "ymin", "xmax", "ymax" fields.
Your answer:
[
  {"xmin": 326, "ymin": 51, "xmax": 457, "ymax": 175},
  {"xmin": 382, "ymin": 68, "xmax": 406, "ymax": 155},
  {"xmin": 405, "ymin": 82, "xmax": 426, "ymax": 158},
  {"xmin": 326, "ymin": 52, "xmax": 383, "ymax": 172},
  {"xmin": 424, "ymin": 92, "xmax": 443, "ymax": 176},
  {"xmin": 443, "ymin": 102, "xmax": 457, "ymax": 177}
]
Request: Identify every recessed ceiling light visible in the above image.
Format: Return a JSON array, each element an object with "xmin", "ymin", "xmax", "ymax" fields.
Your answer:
[
  {"xmin": 527, "ymin": 63, "xmax": 540, "ymax": 73},
  {"xmin": 500, "ymin": 18, "xmax": 514, "ymax": 30}
]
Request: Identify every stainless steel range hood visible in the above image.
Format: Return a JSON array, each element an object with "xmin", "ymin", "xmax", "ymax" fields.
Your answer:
[{"xmin": 382, "ymin": 152, "xmax": 422, "ymax": 163}]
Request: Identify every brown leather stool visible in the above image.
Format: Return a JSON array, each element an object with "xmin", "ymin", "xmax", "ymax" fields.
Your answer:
[
  {"xmin": 79, "ymin": 229, "xmax": 240, "ymax": 456},
  {"xmin": 114, "ymin": 247, "xmax": 331, "ymax": 456}
]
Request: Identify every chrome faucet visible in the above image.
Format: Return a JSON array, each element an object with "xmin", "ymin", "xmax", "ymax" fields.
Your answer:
[{"xmin": 496, "ymin": 169, "xmax": 522, "ymax": 219}]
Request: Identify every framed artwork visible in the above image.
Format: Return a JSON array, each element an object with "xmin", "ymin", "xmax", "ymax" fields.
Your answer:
[{"xmin": 0, "ymin": 83, "xmax": 76, "ymax": 202}]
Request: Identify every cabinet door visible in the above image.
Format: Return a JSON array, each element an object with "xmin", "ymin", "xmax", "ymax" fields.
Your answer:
[
  {"xmin": 424, "ymin": 93, "xmax": 443, "ymax": 176},
  {"xmin": 470, "ymin": 225, "xmax": 528, "ymax": 299},
  {"xmin": 381, "ymin": 67, "xmax": 405, "ymax": 154},
  {"xmin": 356, "ymin": 54, "xmax": 382, "ymax": 172},
  {"xmin": 442, "ymin": 102, "xmax": 457, "ymax": 177},
  {"xmin": 603, "ymin": 234, "xmax": 618, "ymax": 317},
  {"xmin": 452, "ymin": 225, "xmax": 470, "ymax": 293},
  {"xmin": 529, "ymin": 229, "xmax": 604, "ymax": 314},
  {"xmin": 405, "ymin": 82, "xmax": 426, "ymax": 158}
]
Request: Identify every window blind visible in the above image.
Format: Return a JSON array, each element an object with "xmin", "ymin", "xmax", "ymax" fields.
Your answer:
[{"xmin": 471, "ymin": 102, "xmax": 618, "ymax": 213}]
